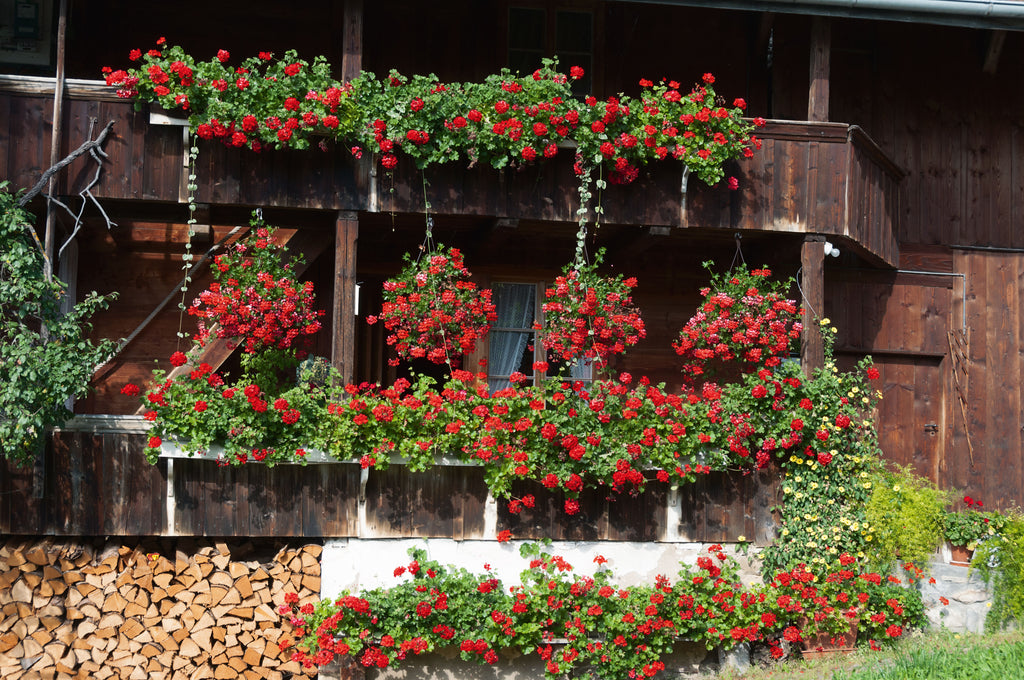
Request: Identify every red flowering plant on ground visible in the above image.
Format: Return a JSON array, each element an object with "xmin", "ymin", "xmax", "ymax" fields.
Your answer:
[
  {"xmin": 366, "ymin": 245, "xmax": 496, "ymax": 366},
  {"xmin": 674, "ymin": 262, "xmax": 803, "ymax": 382},
  {"xmin": 539, "ymin": 249, "xmax": 646, "ymax": 368},
  {"xmin": 282, "ymin": 544, "xmax": 795, "ymax": 678},
  {"xmin": 767, "ymin": 553, "xmax": 926, "ymax": 650}
]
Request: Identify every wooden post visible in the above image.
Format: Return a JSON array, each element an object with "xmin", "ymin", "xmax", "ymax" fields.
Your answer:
[
  {"xmin": 341, "ymin": 0, "xmax": 363, "ymax": 82},
  {"xmin": 332, "ymin": 211, "xmax": 359, "ymax": 385},
  {"xmin": 808, "ymin": 16, "xmax": 830, "ymax": 122},
  {"xmin": 800, "ymin": 237, "xmax": 826, "ymax": 375}
]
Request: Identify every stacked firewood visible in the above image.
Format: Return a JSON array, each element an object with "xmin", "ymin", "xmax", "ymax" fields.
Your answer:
[{"xmin": 0, "ymin": 538, "xmax": 321, "ymax": 680}]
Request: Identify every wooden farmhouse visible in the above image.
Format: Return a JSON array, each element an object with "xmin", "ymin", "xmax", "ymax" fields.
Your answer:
[{"xmin": 0, "ymin": 0, "xmax": 1023, "ymax": 677}]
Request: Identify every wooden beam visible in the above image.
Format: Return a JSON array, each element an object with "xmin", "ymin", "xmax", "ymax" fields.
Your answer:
[
  {"xmin": 756, "ymin": 12, "xmax": 775, "ymax": 60},
  {"xmin": 341, "ymin": 0, "xmax": 364, "ymax": 82},
  {"xmin": 807, "ymin": 16, "xmax": 830, "ymax": 122},
  {"xmin": 332, "ymin": 211, "xmax": 359, "ymax": 385},
  {"xmin": 800, "ymin": 237, "xmax": 825, "ymax": 375},
  {"xmin": 983, "ymin": 30, "xmax": 1006, "ymax": 75}
]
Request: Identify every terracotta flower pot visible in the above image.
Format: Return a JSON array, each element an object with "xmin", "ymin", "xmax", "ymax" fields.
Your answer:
[
  {"xmin": 799, "ymin": 619, "xmax": 858, "ymax": 658},
  {"xmin": 949, "ymin": 543, "xmax": 973, "ymax": 566}
]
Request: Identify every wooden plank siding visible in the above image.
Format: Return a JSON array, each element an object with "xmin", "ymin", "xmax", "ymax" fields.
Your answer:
[{"xmin": 0, "ymin": 432, "xmax": 774, "ymax": 544}]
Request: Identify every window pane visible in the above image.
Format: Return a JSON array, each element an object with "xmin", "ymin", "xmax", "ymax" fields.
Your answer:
[
  {"xmin": 509, "ymin": 7, "xmax": 545, "ymax": 50},
  {"xmin": 509, "ymin": 49, "xmax": 545, "ymax": 76},
  {"xmin": 556, "ymin": 11, "xmax": 592, "ymax": 53},
  {"xmin": 489, "ymin": 283, "xmax": 537, "ymax": 391},
  {"xmin": 556, "ymin": 11, "xmax": 592, "ymax": 95}
]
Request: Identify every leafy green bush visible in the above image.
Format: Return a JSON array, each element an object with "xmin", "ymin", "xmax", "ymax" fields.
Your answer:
[
  {"xmin": 0, "ymin": 183, "xmax": 117, "ymax": 465},
  {"xmin": 865, "ymin": 466, "xmax": 950, "ymax": 570},
  {"xmin": 974, "ymin": 512, "xmax": 1024, "ymax": 632}
]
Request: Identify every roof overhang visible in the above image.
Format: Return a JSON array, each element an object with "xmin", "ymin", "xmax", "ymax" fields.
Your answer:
[{"xmin": 616, "ymin": 0, "xmax": 1024, "ymax": 31}]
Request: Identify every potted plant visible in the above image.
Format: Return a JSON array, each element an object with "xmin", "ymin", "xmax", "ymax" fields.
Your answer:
[
  {"xmin": 368, "ymin": 245, "xmax": 496, "ymax": 366},
  {"xmin": 943, "ymin": 496, "xmax": 1003, "ymax": 565},
  {"xmin": 673, "ymin": 262, "xmax": 802, "ymax": 382},
  {"xmin": 132, "ymin": 213, "xmax": 330, "ymax": 464},
  {"xmin": 865, "ymin": 465, "xmax": 950, "ymax": 571},
  {"xmin": 768, "ymin": 553, "xmax": 924, "ymax": 657},
  {"xmin": 539, "ymin": 248, "xmax": 645, "ymax": 368}
]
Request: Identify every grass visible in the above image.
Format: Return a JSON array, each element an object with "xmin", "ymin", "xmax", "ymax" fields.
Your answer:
[{"xmin": 715, "ymin": 629, "xmax": 1024, "ymax": 680}]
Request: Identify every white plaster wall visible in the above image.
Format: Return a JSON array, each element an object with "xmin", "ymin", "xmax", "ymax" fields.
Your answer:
[{"xmin": 321, "ymin": 538, "xmax": 762, "ymax": 598}]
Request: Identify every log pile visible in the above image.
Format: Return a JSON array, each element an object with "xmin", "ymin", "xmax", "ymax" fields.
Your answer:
[{"xmin": 0, "ymin": 538, "xmax": 321, "ymax": 680}]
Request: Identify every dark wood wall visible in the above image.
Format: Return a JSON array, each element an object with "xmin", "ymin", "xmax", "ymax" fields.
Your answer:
[
  {"xmin": 772, "ymin": 16, "xmax": 1024, "ymax": 508},
  {"xmin": 5, "ymin": 4, "xmax": 1024, "ymax": 523}
]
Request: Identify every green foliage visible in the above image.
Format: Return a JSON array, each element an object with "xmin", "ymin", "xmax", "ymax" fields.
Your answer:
[
  {"xmin": 974, "ymin": 512, "xmax": 1024, "ymax": 632},
  {"xmin": 0, "ymin": 183, "xmax": 118, "ymax": 465},
  {"xmin": 865, "ymin": 466, "xmax": 950, "ymax": 570}
]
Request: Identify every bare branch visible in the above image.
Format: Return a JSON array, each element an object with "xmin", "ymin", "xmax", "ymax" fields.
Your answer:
[{"xmin": 17, "ymin": 120, "xmax": 116, "ymax": 208}]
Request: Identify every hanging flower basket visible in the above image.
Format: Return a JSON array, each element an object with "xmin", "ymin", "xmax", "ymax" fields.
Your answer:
[
  {"xmin": 674, "ymin": 263, "xmax": 802, "ymax": 380},
  {"xmin": 540, "ymin": 249, "xmax": 645, "ymax": 367},
  {"xmin": 369, "ymin": 245, "xmax": 496, "ymax": 365},
  {"xmin": 188, "ymin": 221, "xmax": 323, "ymax": 354}
]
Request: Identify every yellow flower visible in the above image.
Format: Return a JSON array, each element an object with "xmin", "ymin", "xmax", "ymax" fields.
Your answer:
[
  {"xmin": 782, "ymin": 528, "xmax": 790, "ymax": 536},
  {"xmin": 737, "ymin": 535, "xmax": 747, "ymax": 542},
  {"xmin": 865, "ymin": 535, "xmax": 873, "ymax": 542},
  {"xmin": 893, "ymin": 485, "xmax": 901, "ymax": 492}
]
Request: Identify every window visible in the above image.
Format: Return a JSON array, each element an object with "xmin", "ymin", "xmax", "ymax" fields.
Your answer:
[
  {"xmin": 508, "ymin": 6, "xmax": 593, "ymax": 95},
  {"xmin": 487, "ymin": 281, "xmax": 592, "ymax": 391}
]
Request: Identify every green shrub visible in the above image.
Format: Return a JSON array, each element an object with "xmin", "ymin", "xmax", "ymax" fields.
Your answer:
[
  {"xmin": 974, "ymin": 512, "xmax": 1024, "ymax": 632},
  {"xmin": 865, "ymin": 466, "xmax": 950, "ymax": 570}
]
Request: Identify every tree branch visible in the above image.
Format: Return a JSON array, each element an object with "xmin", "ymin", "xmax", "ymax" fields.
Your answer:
[{"xmin": 17, "ymin": 119, "xmax": 116, "ymax": 209}]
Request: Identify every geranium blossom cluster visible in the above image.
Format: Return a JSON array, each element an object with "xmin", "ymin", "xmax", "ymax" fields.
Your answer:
[
  {"xmin": 278, "ymin": 545, "xmax": 924, "ymax": 677},
  {"xmin": 366, "ymin": 246, "xmax": 497, "ymax": 365},
  {"xmin": 674, "ymin": 263, "xmax": 803, "ymax": 381},
  {"xmin": 188, "ymin": 223, "xmax": 323, "ymax": 354},
  {"xmin": 767, "ymin": 554, "xmax": 921, "ymax": 646},
  {"xmin": 103, "ymin": 42, "xmax": 763, "ymax": 187},
  {"xmin": 102, "ymin": 41, "xmax": 355, "ymax": 152},
  {"xmin": 137, "ymin": 349, "xmax": 326, "ymax": 466},
  {"xmin": 539, "ymin": 249, "xmax": 646, "ymax": 366},
  {"xmin": 188, "ymin": 225, "xmax": 321, "ymax": 352}
]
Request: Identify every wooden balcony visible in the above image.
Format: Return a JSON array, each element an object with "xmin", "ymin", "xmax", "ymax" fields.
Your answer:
[{"xmin": 1, "ymin": 80, "xmax": 901, "ymax": 266}]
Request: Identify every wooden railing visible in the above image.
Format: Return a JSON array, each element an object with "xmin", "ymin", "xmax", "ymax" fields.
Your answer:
[{"xmin": 2, "ymin": 81, "xmax": 900, "ymax": 266}]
